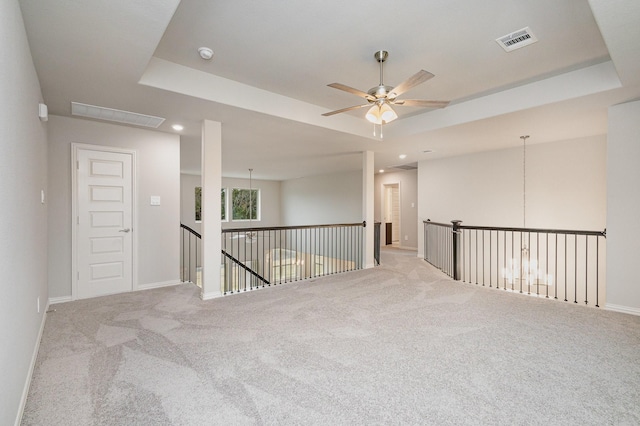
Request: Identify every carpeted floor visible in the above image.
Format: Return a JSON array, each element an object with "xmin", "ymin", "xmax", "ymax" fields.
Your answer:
[{"xmin": 23, "ymin": 250, "xmax": 640, "ymax": 425}]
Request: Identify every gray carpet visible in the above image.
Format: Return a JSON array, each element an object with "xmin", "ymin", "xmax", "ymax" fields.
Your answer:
[{"xmin": 23, "ymin": 250, "xmax": 640, "ymax": 425}]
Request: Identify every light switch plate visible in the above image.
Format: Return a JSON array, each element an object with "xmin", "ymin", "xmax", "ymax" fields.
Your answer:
[{"xmin": 150, "ymin": 196, "xmax": 161, "ymax": 206}]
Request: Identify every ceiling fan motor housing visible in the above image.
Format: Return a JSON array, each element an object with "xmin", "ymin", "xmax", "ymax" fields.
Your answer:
[{"xmin": 368, "ymin": 85, "xmax": 393, "ymax": 100}]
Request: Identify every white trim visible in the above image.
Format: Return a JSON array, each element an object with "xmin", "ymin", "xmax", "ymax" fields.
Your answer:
[
  {"xmin": 71, "ymin": 143, "xmax": 137, "ymax": 300},
  {"xmin": 381, "ymin": 181, "xmax": 402, "ymax": 246},
  {"xmin": 15, "ymin": 302, "xmax": 49, "ymax": 426},
  {"xmin": 201, "ymin": 290, "xmax": 225, "ymax": 300},
  {"xmin": 136, "ymin": 280, "xmax": 182, "ymax": 291},
  {"xmin": 605, "ymin": 303, "xmax": 640, "ymax": 316},
  {"xmin": 49, "ymin": 296, "xmax": 72, "ymax": 305}
]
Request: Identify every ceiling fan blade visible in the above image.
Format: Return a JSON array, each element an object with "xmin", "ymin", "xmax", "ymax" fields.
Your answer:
[
  {"xmin": 327, "ymin": 83, "xmax": 375, "ymax": 101},
  {"xmin": 388, "ymin": 70, "xmax": 435, "ymax": 99},
  {"xmin": 322, "ymin": 104, "xmax": 370, "ymax": 117},
  {"xmin": 393, "ymin": 99, "xmax": 450, "ymax": 108}
]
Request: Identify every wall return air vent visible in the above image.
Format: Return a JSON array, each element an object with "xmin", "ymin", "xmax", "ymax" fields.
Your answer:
[
  {"xmin": 496, "ymin": 27, "xmax": 538, "ymax": 52},
  {"xmin": 71, "ymin": 102, "xmax": 165, "ymax": 128}
]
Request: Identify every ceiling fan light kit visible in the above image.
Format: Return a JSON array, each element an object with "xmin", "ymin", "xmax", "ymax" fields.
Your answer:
[
  {"xmin": 366, "ymin": 102, "xmax": 397, "ymax": 124},
  {"xmin": 323, "ymin": 50, "xmax": 450, "ymax": 137}
]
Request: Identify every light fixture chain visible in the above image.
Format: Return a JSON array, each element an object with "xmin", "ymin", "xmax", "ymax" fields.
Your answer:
[{"xmin": 520, "ymin": 135, "xmax": 529, "ymax": 229}]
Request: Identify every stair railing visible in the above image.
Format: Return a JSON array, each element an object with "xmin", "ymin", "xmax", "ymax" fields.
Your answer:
[{"xmin": 424, "ymin": 219, "xmax": 607, "ymax": 307}]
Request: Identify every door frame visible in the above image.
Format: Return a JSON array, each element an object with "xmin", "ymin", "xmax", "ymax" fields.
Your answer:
[
  {"xmin": 71, "ymin": 143, "xmax": 138, "ymax": 300},
  {"xmin": 381, "ymin": 181, "xmax": 402, "ymax": 245}
]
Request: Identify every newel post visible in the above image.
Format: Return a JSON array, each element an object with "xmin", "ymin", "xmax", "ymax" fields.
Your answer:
[{"xmin": 451, "ymin": 220, "xmax": 462, "ymax": 280}]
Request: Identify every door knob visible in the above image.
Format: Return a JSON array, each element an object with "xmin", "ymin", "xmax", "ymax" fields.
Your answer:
[{"xmin": 119, "ymin": 228, "xmax": 131, "ymax": 233}]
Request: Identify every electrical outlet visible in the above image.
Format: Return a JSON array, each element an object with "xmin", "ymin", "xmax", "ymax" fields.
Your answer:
[{"xmin": 37, "ymin": 297, "xmax": 40, "ymax": 313}]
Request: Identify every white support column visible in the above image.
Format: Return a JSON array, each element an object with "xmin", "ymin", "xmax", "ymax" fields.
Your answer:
[
  {"xmin": 201, "ymin": 120, "xmax": 223, "ymax": 299},
  {"xmin": 363, "ymin": 151, "xmax": 375, "ymax": 269},
  {"xmin": 606, "ymin": 100, "xmax": 640, "ymax": 315}
]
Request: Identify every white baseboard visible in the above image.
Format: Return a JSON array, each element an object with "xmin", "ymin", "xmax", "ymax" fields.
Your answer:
[
  {"xmin": 137, "ymin": 280, "xmax": 182, "ymax": 291},
  {"xmin": 49, "ymin": 295, "xmax": 72, "ymax": 305},
  {"xmin": 605, "ymin": 303, "xmax": 640, "ymax": 316},
  {"xmin": 15, "ymin": 301, "xmax": 49, "ymax": 426},
  {"xmin": 201, "ymin": 290, "xmax": 224, "ymax": 300}
]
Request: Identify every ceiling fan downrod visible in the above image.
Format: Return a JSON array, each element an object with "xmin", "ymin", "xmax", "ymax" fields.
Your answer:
[{"xmin": 375, "ymin": 50, "xmax": 388, "ymax": 86}]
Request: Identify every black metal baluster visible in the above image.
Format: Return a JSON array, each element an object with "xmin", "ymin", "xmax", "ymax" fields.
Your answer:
[
  {"xmin": 527, "ymin": 232, "xmax": 531, "ymax": 295},
  {"xmin": 462, "ymin": 229, "xmax": 466, "ymax": 282},
  {"xmin": 545, "ymin": 233, "xmax": 549, "ymax": 298},
  {"xmin": 469, "ymin": 230, "xmax": 477, "ymax": 284},
  {"xmin": 574, "ymin": 235, "xmax": 578, "ymax": 304},
  {"xmin": 187, "ymin": 232, "xmax": 191, "ymax": 284},
  {"xmin": 585, "ymin": 236, "xmax": 588, "ymax": 305},
  {"xmin": 554, "ymin": 234, "xmax": 558, "ymax": 300},
  {"xmin": 596, "ymin": 236, "xmax": 600, "ymax": 307},
  {"xmin": 519, "ymin": 232, "xmax": 523, "ymax": 294},
  {"xmin": 511, "ymin": 231, "xmax": 514, "ymax": 291},
  {"xmin": 564, "ymin": 234, "xmax": 568, "ymax": 302},
  {"xmin": 475, "ymin": 229, "xmax": 478, "ymax": 285},
  {"xmin": 503, "ymin": 231, "xmax": 507, "ymax": 290},
  {"xmin": 489, "ymin": 230, "xmax": 492, "ymax": 287},
  {"xmin": 536, "ymin": 232, "xmax": 539, "ymax": 295}
]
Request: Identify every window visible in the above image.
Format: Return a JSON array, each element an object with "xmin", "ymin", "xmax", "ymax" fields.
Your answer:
[
  {"xmin": 221, "ymin": 188, "xmax": 227, "ymax": 221},
  {"xmin": 195, "ymin": 187, "xmax": 227, "ymax": 221},
  {"xmin": 232, "ymin": 188, "xmax": 259, "ymax": 221},
  {"xmin": 195, "ymin": 187, "xmax": 201, "ymax": 221}
]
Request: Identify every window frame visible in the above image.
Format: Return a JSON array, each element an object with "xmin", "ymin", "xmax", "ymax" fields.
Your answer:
[
  {"xmin": 231, "ymin": 187, "xmax": 261, "ymax": 222},
  {"xmin": 194, "ymin": 186, "xmax": 228, "ymax": 222}
]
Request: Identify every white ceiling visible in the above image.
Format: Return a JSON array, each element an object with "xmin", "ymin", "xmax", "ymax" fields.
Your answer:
[{"xmin": 19, "ymin": 0, "xmax": 640, "ymax": 180}]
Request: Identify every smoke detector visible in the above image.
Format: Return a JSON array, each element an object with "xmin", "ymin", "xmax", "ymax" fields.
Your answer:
[
  {"xmin": 198, "ymin": 47, "xmax": 214, "ymax": 60},
  {"xmin": 496, "ymin": 27, "xmax": 538, "ymax": 52}
]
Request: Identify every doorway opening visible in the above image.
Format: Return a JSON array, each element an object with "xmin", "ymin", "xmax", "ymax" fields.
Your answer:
[{"xmin": 383, "ymin": 183, "xmax": 400, "ymax": 246}]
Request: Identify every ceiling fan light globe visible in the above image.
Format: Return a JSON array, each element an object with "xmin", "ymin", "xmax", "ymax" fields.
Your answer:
[
  {"xmin": 380, "ymin": 103, "xmax": 398, "ymax": 123},
  {"xmin": 366, "ymin": 105, "xmax": 382, "ymax": 124}
]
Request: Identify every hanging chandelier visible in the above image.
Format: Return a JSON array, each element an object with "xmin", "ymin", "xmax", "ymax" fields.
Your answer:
[{"xmin": 501, "ymin": 135, "xmax": 553, "ymax": 288}]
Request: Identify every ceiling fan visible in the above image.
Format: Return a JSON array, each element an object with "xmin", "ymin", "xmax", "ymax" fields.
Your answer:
[{"xmin": 322, "ymin": 51, "xmax": 449, "ymax": 131}]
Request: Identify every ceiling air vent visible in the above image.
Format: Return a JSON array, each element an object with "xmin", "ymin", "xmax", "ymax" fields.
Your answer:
[
  {"xmin": 71, "ymin": 102, "xmax": 165, "ymax": 128},
  {"xmin": 496, "ymin": 27, "xmax": 538, "ymax": 52},
  {"xmin": 389, "ymin": 163, "xmax": 418, "ymax": 171}
]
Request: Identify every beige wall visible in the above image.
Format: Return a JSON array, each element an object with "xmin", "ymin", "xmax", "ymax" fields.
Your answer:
[
  {"xmin": 0, "ymin": 1, "xmax": 49, "ymax": 424},
  {"xmin": 280, "ymin": 171, "xmax": 362, "ymax": 226},
  {"xmin": 47, "ymin": 115, "xmax": 181, "ymax": 299},
  {"xmin": 417, "ymin": 135, "xmax": 607, "ymax": 256}
]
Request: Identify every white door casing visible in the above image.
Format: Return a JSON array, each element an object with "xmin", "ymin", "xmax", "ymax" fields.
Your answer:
[
  {"xmin": 72, "ymin": 145, "xmax": 135, "ymax": 299},
  {"xmin": 383, "ymin": 183, "xmax": 401, "ymax": 243}
]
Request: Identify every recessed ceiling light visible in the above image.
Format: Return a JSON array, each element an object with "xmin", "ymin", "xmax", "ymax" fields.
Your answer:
[
  {"xmin": 172, "ymin": 124, "xmax": 184, "ymax": 131},
  {"xmin": 399, "ymin": 154, "xmax": 407, "ymax": 159},
  {"xmin": 379, "ymin": 169, "xmax": 385, "ymax": 173},
  {"xmin": 198, "ymin": 47, "xmax": 214, "ymax": 60}
]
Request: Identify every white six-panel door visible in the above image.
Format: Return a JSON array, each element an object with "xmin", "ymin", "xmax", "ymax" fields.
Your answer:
[{"xmin": 75, "ymin": 146, "xmax": 133, "ymax": 299}]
